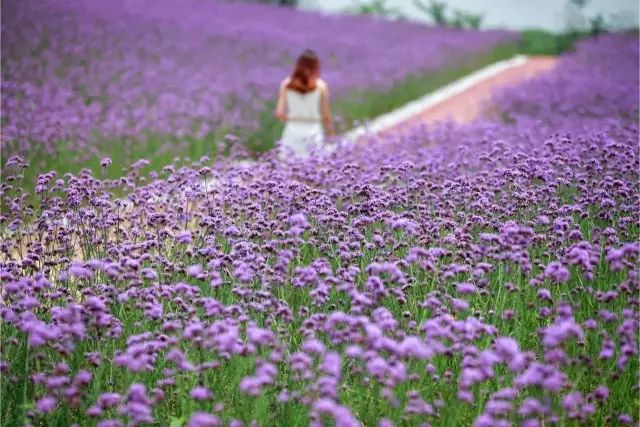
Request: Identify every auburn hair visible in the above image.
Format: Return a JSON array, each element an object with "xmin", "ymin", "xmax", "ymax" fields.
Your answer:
[{"xmin": 287, "ymin": 49, "xmax": 320, "ymax": 94}]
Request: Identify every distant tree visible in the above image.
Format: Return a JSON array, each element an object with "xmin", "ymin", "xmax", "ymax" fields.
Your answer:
[
  {"xmin": 348, "ymin": 0, "xmax": 404, "ymax": 19},
  {"xmin": 564, "ymin": 0, "xmax": 610, "ymax": 36},
  {"xmin": 413, "ymin": 0, "xmax": 447, "ymax": 25},
  {"xmin": 450, "ymin": 10, "xmax": 483, "ymax": 29},
  {"xmin": 449, "ymin": 10, "xmax": 465, "ymax": 28},
  {"xmin": 414, "ymin": 0, "xmax": 483, "ymax": 29},
  {"xmin": 569, "ymin": 0, "xmax": 589, "ymax": 8},
  {"xmin": 461, "ymin": 11, "xmax": 482, "ymax": 29},
  {"xmin": 251, "ymin": 0, "xmax": 297, "ymax": 5},
  {"xmin": 588, "ymin": 14, "xmax": 605, "ymax": 36},
  {"xmin": 564, "ymin": 0, "xmax": 587, "ymax": 30}
]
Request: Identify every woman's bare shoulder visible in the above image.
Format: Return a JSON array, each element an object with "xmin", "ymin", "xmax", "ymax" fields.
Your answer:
[{"xmin": 317, "ymin": 78, "xmax": 328, "ymax": 90}]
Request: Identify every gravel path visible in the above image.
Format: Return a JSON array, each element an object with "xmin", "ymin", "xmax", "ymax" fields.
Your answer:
[{"xmin": 381, "ymin": 56, "xmax": 557, "ymax": 135}]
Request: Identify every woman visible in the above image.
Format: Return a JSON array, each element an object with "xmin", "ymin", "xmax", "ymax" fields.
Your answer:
[{"xmin": 276, "ymin": 49, "xmax": 334, "ymax": 158}]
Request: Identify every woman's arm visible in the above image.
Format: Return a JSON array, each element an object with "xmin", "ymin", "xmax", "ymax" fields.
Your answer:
[
  {"xmin": 320, "ymin": 82, "xmax": 334, "ymax": 136},
  {"xmin": 276, "ymin": 79, "xmax": 287, "ymax": 122}
]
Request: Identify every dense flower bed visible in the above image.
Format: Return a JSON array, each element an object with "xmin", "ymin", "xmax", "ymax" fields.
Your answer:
[
  {"xmin": 1, "ymin": 0, "xmax": 514, "ymax": 162},
  {"xmin": 1, "ymin": 35, "xmax": 638, "ymax": 426}
]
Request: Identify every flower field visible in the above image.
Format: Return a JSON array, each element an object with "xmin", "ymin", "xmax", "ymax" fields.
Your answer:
[
  {"xmin": 1, "ymin": 28, "xmax": 638, "ymax": 427},
  {"xmin": 1, "ymin": 0, "xmax": 515, "ymax": 181}
]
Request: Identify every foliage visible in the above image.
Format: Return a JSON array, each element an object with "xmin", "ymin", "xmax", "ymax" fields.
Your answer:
[
  {"xmin": 413, "ymin": 0, "xmax": 484, "ymax": 29},
  {"xmin": 414, "ymin": 0, "xmax": 447, "ymax": 25},
  {"xmin": 517, "ymin": 30, "xmax": 585, "ymax": 55},
  {"xmin": 243, "ymin": 0, "xmax": 297, "ymax": 5},
  {"xmin": 347, "ymin": 0, "xmax": 403, "ymax": 18}
]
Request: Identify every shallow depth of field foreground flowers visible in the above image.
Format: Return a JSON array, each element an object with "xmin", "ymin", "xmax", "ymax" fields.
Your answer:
[{"xmin": 1, "ymin": 34, "xmax": 639, "ymax": 427}]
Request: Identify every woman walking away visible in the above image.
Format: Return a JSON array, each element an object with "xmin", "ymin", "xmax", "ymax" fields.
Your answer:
[{"xmin": 276, "ymin": 49, "xmax": 334, "ymax": 158}]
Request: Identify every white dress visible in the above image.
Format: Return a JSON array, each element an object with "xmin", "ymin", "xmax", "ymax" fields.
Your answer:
[{"xmin": 279, "ymin": 78, "xmax": 326, "ymax": 158}]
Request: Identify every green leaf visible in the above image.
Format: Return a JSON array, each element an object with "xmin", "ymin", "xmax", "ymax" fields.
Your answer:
[{"xmin": 169, "ymin": 416, "xmax": 186, "ymax": 427}]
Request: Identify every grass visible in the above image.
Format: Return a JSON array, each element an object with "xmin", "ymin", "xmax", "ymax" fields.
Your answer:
[{"xmin": 517, "ymin": 29, "xmax": 587, "ymax": 56}]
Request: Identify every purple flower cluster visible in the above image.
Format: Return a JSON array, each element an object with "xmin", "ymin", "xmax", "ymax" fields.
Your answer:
[{"xmin": 1, "ymin": 35, "xmax": 638, "ymax": 426}]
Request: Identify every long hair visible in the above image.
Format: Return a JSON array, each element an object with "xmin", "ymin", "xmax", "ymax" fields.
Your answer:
[{"xmin": 287, "ymin": 49, "xmax": 320, "ymax": 94}]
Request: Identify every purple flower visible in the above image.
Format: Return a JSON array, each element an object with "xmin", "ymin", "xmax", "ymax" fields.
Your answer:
[
  {"xmin": 288, "ymin": 213, "xmax": 309, "ymax": 228},
  {"xmin": 456, "ymin": 282, "xmax": 477, "ymax": 295},
  {"xmin": 387, "ymin": 217, "xmax": 419, "ymax": 235},
  {"xmin": 541, "ymin": 318, "xmax": 584, "ymax": 347},
  {"xmin": 176, "ymin": 231, "xmax": 193, "ymax": 244},
  {"xmin": 493, "ymin": 337, "xmax": 526, "ymax": 371},
  {"xmin": 320, "ymin": 352, "xmax": 342, "ymax": 378},
  {"xmin": 518, "ymin": 398, "xmax": 545, "ymax": 417},
  {"xmin": 233, "ymin": 262, "xmax": 254, "ymax": 282},
  {"xmin": 452, "ymin": 298, "xmax": 469, "ymax": 312},
  {"xmin": 187, "ymin": 264, "xmax": 204, "ymax": 278},
  {"xmin": 224, "ymin": 225, "xmax": 241, "ymax": 237},
  {"xmin": 617, "ymin": 414, "xmax": 633, "ymax": 425},
  {"xmin": 544, "ymin": 261, "xmax": 570, "ymax": 283},
  {"xmin": 312, "ymin": 398, "xmax": 360, "ymax": 427},
  {"xmin": 593, "ymin": 385, "xmax": 609, "ymax": 401},
  {"xmin": 36, "ymin": 396, "xmax": 57, "ymax": 413},
  {"xmin": 398, "ymin": 336, "xmax": 433, "ymax": 360},
  {"xmin": 74, "ymin": 370, "xmax": 92, "ymax": 386},
  {"xmin": 98, "ymin": 392, "xmax": 121, "ymax": 408},
  {"xmin": 69, "ymin": 265, "xmax": 94, "ymax": 280},
  {"xmin": 302, "ymin": 338, "xmax": 325, "ymax": 354},
  {"xmin": 97, "ymin": 421, "xmax": 124, "ymax": 427},
  {"xmin": 141, "ymin": 268, "xmax": 159, "ymax": 280},
  {"xmin": 120, "ymin": 383, "xmax": 153, "ymax": 424},
  {"xmin": 190, "ymin": 386, "xmax": 212, "ymax": 401},
  {"xmin": 537, "ymin": 288, "xmax": 552, "ymax": 301},
  {"xmin": 561, "ymin": 391, "xmax": 583, "ymax": 412},
  {"xmin": 187, "ymin": 412, "xmax": 222, "ymax": 427}
]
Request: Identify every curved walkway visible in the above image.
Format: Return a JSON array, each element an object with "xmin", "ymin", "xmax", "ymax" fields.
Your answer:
[
  {"xmin": 335, "ymin": 55, "xmax": 556, "ymax": 146},
  {"xmin": 384, "ymin": 55, "xmax": 556, "ymax": 134}
]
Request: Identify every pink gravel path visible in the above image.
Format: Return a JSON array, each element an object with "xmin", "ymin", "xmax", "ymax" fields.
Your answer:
[{"xmin": 381, "ymin": 56, "xmax": 557, "ymax": 136}]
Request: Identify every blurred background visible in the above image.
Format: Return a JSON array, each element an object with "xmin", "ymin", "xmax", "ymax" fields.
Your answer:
[{"xmin": 297, "ymin": 0, "xmax": 639, "ymax": 32}]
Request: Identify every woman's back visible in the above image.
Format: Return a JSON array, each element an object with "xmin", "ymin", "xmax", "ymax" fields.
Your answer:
[
  {"xmin": 275, "ymin": 49, "xmax": 333, "ymax": 158},
  {"xmin": 283, "ymin": 78, "xmax": 326, "ymax": 122}
]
